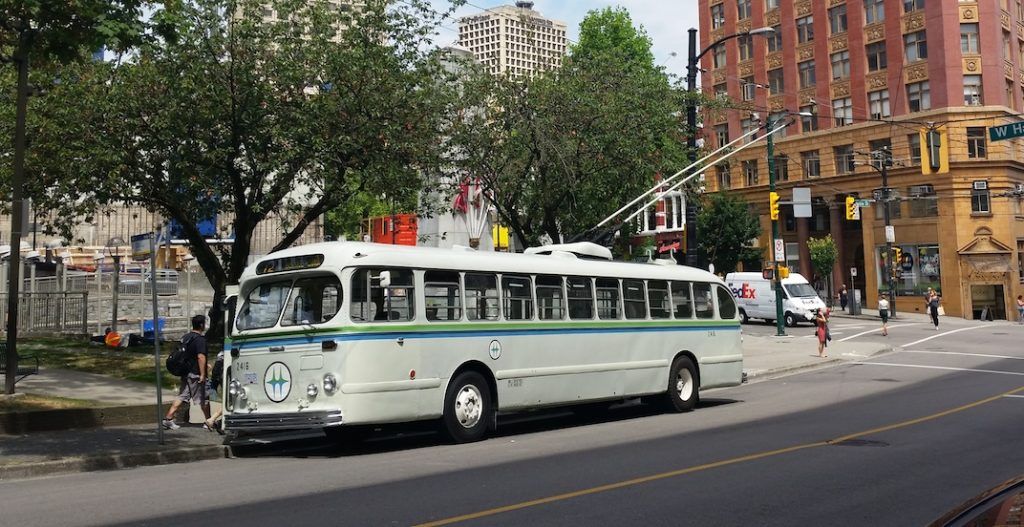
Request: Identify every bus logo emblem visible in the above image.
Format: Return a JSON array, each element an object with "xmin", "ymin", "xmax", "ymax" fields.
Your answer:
[
  {"xmin": 264, "ymin": 362, "xmax": 292, "ymax": 403},
  {"xmin": 488, "ymin": 340, "xmax": 502, "ymax": 360}
]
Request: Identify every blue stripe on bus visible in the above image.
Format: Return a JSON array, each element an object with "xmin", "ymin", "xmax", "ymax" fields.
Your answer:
[{"xmin": 233, "ymin": 324, "xmax": 740, "ymax": 350}]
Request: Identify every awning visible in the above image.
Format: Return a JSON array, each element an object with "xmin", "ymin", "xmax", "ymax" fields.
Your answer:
[{"xmin": 658, "ymin": 241, "xmax": 680, "ymax": 253}]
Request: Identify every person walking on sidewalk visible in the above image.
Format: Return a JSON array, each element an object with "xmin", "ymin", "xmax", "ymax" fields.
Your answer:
[
  {"xmin": 162, "ymin": 315, "xmax": 211, "ymax": 430},
  {"xmin": 1016, "ymin": 295, "xmax": 1024, "ymax": 325},
  {"xmin": 878, "ymin": 294, "xmax": 890, "ymax": 336},
  {"xmin": 204, "ymin": 350, "xmax": 225, "ymax": 434},
  {"xmin": 926, "ymin": 288, "xmax": 941, "ymax": 330},
  {"xmin": 815, "ymin": 308, "xmax": 830, "ymax": 358},
  {"xmin": 839, "ymin": 284, "xmax": 849, "ymax": 312}
]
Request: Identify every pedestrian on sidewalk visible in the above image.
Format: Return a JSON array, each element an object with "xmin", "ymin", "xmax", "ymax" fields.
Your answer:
[
  {"xmin": 1016, "ymin": 295, "xmax": 1024, "ymax": 325},
  {"xmin": 926, "ymin": 288, "xmax": 941, "ymax": 330},
  {"xmin": 204, "ymin": 350, "xmax": 225, "ymax": 434},
  {"xmin": 815, "ymin": 308, "xmax": 830, "ymax": 358},
  {"xmin": 878, "ymin": 294, "xmax": 890, "ymax": 336},
  {"xmin": 162, "ymin": 315, "xmax": 211, "ymax": 430},
  {"xmin": 839, "ymin": 284, "xmax": 848, "ymax": 311}
]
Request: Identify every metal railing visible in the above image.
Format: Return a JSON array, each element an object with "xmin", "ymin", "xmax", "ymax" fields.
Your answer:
[{"xmin": 0, "ymin": 291, "xmax": 90, "ymax": 335}]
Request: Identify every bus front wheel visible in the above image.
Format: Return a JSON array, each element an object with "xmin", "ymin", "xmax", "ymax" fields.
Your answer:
[
  {"xmin": 442, "ymin": 371, "xmax": 491, "ymax": 443},
  {"xmin": 662, "ymin": 356, "xmax": 698, "ymax": 413}
]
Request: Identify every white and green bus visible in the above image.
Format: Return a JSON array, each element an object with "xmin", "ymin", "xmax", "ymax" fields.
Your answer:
[{"xmin": 223, "ymin": 241, "xmax": 742, "ymax": 442}]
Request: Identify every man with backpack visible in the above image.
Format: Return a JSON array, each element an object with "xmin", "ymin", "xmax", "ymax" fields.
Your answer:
[{"xmin": 162, "ymin": 315, "xmax": 211, "ymax": 430}]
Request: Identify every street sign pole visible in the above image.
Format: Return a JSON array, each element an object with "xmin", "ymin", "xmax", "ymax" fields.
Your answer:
[
  {"xmin": 144, "ymin": 230, "xmax": 164, "ymax": 445},
  {"xmin": 767, "ymin": 117, "xmax": 785, "ymax": 336}
]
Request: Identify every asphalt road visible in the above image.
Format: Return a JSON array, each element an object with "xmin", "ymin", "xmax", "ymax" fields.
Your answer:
[{"xmin": 4, "ymin": 317, "xmax": 1023, "ymax": 527}]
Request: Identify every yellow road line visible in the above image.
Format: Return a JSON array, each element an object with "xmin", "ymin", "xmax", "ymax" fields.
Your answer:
[{"xmin": 414, "ymin": 385, "xmax": 1024, "ymax": 527}]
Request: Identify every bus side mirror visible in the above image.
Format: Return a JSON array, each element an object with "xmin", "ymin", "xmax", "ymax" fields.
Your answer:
[{"xmin": 378, "ymin": 270, "xmax": 392, "ymax": 288}]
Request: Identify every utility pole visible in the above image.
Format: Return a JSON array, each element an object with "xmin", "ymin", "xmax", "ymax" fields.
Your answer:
[
  {"xmin": 878, "ymin": 147, "xmax": 896, "ymax": 318},
  {"xmin": 5, "ymin": 34, "xmax": 30, "ymax": 394},
  {"xmin": 767, "ymin": 116, "xmax": 785, "ymax": 337}
]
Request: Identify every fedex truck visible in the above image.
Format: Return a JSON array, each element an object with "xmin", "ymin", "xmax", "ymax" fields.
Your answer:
[{"xmin": 725, "ymin": 272, "xmax": 826, "ymax": 327}]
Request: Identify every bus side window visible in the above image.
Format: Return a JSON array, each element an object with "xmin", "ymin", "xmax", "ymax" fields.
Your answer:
[
  {"xmin": 502, "ymin": 275, "xmax": 533, "ymax": 320},
  {"xmin": 694, "ymin": 282, "xmax": 714, "ymax": 319},
  {"xmin": 465, "ymin": 273, "xmax": 499, "ymax": 321},
  {"xmin": 350, "ymin": 268, "xmax": 415, "ymax": 322},
  {"xmin": 567, "ymin": 277, "xmax": 594, "ymax": 320},
  {"xmin": 716, "ymin": 285, "xmax": 737, "ymax": 320},
  {"xmin": 424, "ymin": 270, "xmax": 461, "ymax": 321},
  {"xmin": 282, "ymin": 275, "xmax": 342, "ymax": 326},
  {"xmin": 648, "ymin": 280, "xmax": 671, "ymax": 319},
  {"xmin": 350, "ymin": 269, "xmax": 371, "ymax": 321},
  {"xmin": 535, "ymin": 275, "xmax": 565, "ymax": 320},
  {"xmin": 596, "ymin": 278, "xmax": 620, "ymax": 320},
  {"xmin": 623, "ymin": 279, "xmax": 647, "ymax": 320},
  {"xmin": 671, "ymin": 281, "xmax": 693, "ymax": 319}
]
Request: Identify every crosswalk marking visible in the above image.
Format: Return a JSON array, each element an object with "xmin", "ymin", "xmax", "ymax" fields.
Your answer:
[
  {"xmin": 903, "ymin": 325, "xmax": 989, "ymax": 348},
  {"xmin": 854, "ymin": 362, "xmax": 1024, "ymax": 376},
  {"xmin": 898, "ymin": 350, "xmax": 1024, "ymax": 361}
]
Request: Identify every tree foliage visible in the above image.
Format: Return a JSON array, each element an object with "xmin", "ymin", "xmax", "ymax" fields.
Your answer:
[
  {"xmin": 696, "ymin": 191, "xmax": 762, "ymax": 274},
  {"xmin": 21, "ymin": 0, "xmax": 458, "ymax": 341},
  {"xmin": 808, "ymin": 235, "xmax": 839, "ymax": 279},
  {"xmin": 570, "ymin": 7, "xmax": 655, "ymax": 71},
  {"xmin": 447, "ymin": 8, "xmax": 685, "ymax": 247}
]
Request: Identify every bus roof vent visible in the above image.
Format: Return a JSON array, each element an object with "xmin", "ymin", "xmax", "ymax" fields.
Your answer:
[
  {"xmin": 451, "ymin": 245, "xmax": 477, "ymax": 252},
  {"xmin": 524, "ymin": 242, "xmax": 613, "ymax": 260},
  {"xmin": 650, "ymin": 259, "xmax": 677, "ymax": 266}
]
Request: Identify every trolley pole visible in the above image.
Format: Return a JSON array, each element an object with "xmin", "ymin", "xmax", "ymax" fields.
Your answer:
[{"xmin": 767, "ymin": 116, "xmax": 785, "ymax": 337}]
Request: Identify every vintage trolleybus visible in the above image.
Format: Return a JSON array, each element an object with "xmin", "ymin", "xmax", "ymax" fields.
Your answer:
[{"xmin": 223, "ymin": 241, "xmax": 743, "ymax": 442}]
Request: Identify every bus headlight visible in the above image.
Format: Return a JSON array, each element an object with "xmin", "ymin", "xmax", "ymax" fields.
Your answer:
[
  {"xmin": 323, "ymin": 374, "xmax": 337, "ymax": 394},
  {"xmin": 307, "ymin": 383, "xmax": 318, "ymax": 398},
  {"xmin": 228, "ymin": 380, "xmax": 242, "ymax": 398}
]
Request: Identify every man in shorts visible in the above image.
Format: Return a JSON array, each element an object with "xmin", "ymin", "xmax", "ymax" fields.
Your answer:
[{"xmin": 162, "ymin": 315, "xmax": 211, "ymax": 429}]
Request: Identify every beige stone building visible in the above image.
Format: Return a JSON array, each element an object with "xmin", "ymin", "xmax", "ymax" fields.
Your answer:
[{"xmin": 458, "ymin": 1, "xmax": 567, "ymax": 77}]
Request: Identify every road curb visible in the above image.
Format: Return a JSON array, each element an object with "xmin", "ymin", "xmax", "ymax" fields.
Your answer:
[
  {"xmin": 0, "ymin": 404, "xmax": 171, "ymax": 435},
  {"xmin": 0, "ymin": 444, "xmax": 232, "ymax": 481},
  {"xmin": 745, "ymin": 345, "xmax": 896, "ymax": 382}
]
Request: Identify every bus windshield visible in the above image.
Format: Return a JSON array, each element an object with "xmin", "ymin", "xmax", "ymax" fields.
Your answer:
[
  {"xmin": 784, "ymin": 283, "xmax": 818, "ymax": 298},
  {"xmin": 236, "ymin": 275, "xmax": 342, "ymax": 330}
]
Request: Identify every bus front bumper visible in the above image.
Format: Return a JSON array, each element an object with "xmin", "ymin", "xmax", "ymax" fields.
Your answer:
[{"xmin": 225, "ymin": 410, "xmax": 343, "ymax": 431}]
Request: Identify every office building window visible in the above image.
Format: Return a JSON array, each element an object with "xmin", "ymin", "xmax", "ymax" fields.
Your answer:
[
  {"xmin": 869, "ymin": 89, "xmax": 891, "ymax": 119},
  {"xmin": 832, "ymin": 97, "xmax": 853, "ymax": 127},
  {"xmin": 738, "ymin": 34, "xmax": 754, "ymax": 61},
  {"xmin": 1008, "ymin": 81, "xmax": 1017, "ymax": 111},
  {"xmin": 767, "ymin": 25, "xmax": 783, "ymax": 52},
  {"xmin": 737, "ymin": 0, "xmax": 751, "ymax": 19},
  {"xmin": 961, "ymin": 23, "xmax": 979, "ymax": 54},
  {"xmin": 769, "ymin": 111, "xmax": 788, "ymax": 138},
  {"xmin": 741, "ymin": 117, "xmax": 758, "ymax": 143},
  {"xmin": 907, "ymin": 133, "xmax": 921, "ymax": 165},
  {"xmin": 713, "ymin": 45, "xmax": 727, "ymax": 68},
  {"xmin": 716, "ymin": 165, "xmax": 731, "ymax": 190},
  {"xmin": 711, "ymin": 4, "xmax": 725, "ymax": 29},
  {"xmin": 800, "ymin": 105, "xmax": 819, "ymax": 132},
  {"xmin": 909, "ymin": 185, "xmax": 938, "ymax": 217},
  {"xmin": 964, "ymin": 75, "xmax": 982, "ymax": 106},
  {"xmin": 797, "ymin": 16, "xmax": 814, "ymax": 44},
  {"xmin": 972, "ymin": 181, "xmax": 991, "ymax": 213},
  {"xmin": 834, "ymin": 144, "xmax": 855, "ymax": 174},
  {"xmin": 907, "ymin": 81, "xmax": 931, "ymax": 111},
  {"xmin": 801, "ymin": 150, "xmax": 821, "ymax": 178},
  {"xmin": 865, "ymin": 0, "xmax": 885, "ymax": 24},
  {"xmin": 866, "ymin": 42, "xmax": 887, "ymax": 71},
  {"xmin": 1003, "ymin": 31, "xmax": 1012, "ymax": 60},
  {"xmin": 766, "ymin": 0, "xmax": 779, "ymax": 9},
  {"xmin": 768, "ymin": 68, "xmax": 784, "ymax": 94},
  {"xmin": 829, "ymin": 5, "xmax": 847, "ymax": 34},
  {"xmin": 714, "ymin": 83, "xmax": 728, "ymax": 98},
  {"xmin": 874, "ymin": 200, "xmax": 902, "ymax": 220},
  {"xmin": 904, "ymin": 0, "xmax": 925, "ymax": 12},
  {"xmin": 715, "ymin": 124, "xmax": 730, "ymax": 148},
  {"xmin": 831, "ymin": 50, "xmax": 850, "ymax": 79},
  {"xmin": 742, "ymin": 76, "xmax": 756, "ymax": 101},
  {"xmin": 967, "ymin": 127, "xmax": 987, "ymax": 158},
  {"xmin": 773, "ymin": 155, "xmax": 790, "ymax": 181},
  {"xmin": 798, "ymin": 60, "xmax": 816, "ymax": 88},
  {"xmin": 743, "ymin": 160, "xmax": 759, "ymax": 186},
  {"xmin": 904, "ymin": 31, "xmax": 927, "ymax": 62}
]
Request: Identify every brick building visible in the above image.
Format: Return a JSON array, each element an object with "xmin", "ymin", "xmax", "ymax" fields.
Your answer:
[{"xmin": 698, "ymin": 0, "xmax": 1024, "ymax": 319}]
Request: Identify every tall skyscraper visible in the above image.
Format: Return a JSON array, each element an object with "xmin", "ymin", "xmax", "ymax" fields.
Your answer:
[
  {"xmin": 698, "ymin": 0, "xmax": 1024, "ymax": 320},
  {"xmin": 458, "ymin": 1, "xmax": 567, "ymax": 77}
]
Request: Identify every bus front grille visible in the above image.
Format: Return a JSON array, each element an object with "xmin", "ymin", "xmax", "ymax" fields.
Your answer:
[{"xmin": 225, "ymin": 410, "xmax": 343, "ymax": 430}]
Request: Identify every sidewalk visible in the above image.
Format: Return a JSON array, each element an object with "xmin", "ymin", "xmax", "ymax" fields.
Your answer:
[{"xmin": 0, "ymin": 336, "xmax": 895, "ymax": 481}]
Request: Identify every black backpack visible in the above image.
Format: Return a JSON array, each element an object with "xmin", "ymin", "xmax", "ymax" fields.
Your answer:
[{"xmin": 166, "ymin": 333, "xmax": 197, "ymax": 377}]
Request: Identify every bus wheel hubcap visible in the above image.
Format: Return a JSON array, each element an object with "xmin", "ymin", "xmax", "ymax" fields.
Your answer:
[
  {"xmin": 676, "ymin": 369, "xmax": 693, "ymax": 401},
  {"xmin": 455, "ymin": 385, "xmax": 483, "ymax": 428}
]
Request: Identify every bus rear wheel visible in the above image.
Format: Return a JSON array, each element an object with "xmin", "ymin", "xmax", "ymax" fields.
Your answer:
[
  {"xmin": 662, "ymin": 356, "xmax": 698, "ymax": 413},
  {"xmin": 442, "ymin": 371, "xmax": 491, "ymax": 443}
]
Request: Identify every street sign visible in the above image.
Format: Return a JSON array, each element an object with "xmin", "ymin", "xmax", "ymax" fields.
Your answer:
[
  {"xmin": 130, "ymin": 232, "xmax": 154, "ymax": 261},
  {"xmin": 854, "ymin": 199, "xmax": 873, "ymax": 207},
  {"xmin": 851, "ymin": 267, "xmax": 858, "ymax": 277},
  {"xmin": 773, "ymin": 239, "xmax": 785, "ymax": 262},
  {"xmin": 885, "ymin": 225, "xmax": 895, "ymax": 243},
  {"xmin": 792, "ymin": 187, "xmax": 812, "ymax": 218},
  {"xmin": 989, "ymin": 121, "xmax": 1024, "ymax": 142}
]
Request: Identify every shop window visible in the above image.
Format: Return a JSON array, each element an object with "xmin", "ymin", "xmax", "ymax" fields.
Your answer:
[{"xmin": 876, "ymin": 244, "xmax": 940, "ymax": 296}]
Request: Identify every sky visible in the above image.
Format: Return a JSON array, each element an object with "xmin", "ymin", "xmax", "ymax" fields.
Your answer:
[{"xmin": 427, "ymin": 0, "xmax": 701, "ymax": 79}]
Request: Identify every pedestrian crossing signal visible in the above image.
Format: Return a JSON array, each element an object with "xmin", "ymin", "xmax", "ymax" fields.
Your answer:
[
  {"xmin": 845, "ymin": 196, "xmax": 859, "ymax": 220},
  {"xmin": 769, "ymin": 192, "xmax": 780, "ymax": 220}
]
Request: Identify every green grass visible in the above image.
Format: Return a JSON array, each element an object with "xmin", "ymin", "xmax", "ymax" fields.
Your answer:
[
  {"xmin": 0, "ymin": 393, "xmax": 101, "ymax": 413},
  {"xmin": 18, "ymin": 337, "xmax": 179, "ymax": 389}
]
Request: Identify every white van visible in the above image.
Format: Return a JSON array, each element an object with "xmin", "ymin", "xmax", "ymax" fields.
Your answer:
[{"xmin": 725, "ymin": 272, "xmax": 827, "ymax": 327}]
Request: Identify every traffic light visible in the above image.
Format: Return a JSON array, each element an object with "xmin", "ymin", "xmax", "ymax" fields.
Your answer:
[
  {"xmin": 845, "ymin": 196, "xmax": 859, "ymax": 220},
  {"xmin": 769, "ymin": 191, "xmax": 780, "ymax": 220},
  {"xmin": 921, "ymin": 127, "xmax": 949, "ymax": 175},
  {"xmin": 778, "ymin": 265, "xmax": 790, "ymax": 279}
]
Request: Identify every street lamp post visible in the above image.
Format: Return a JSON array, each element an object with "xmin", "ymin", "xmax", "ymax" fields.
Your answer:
[
  {"xmin": 875, "ymin": 147, "xmax": 896, "ymax": 317},
  {"xmin": 685, "ymin": 26, "xmax": 774, "ymax": 270}
]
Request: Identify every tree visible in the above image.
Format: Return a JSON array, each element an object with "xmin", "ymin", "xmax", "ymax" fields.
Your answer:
[
  {"xmin": 571, "ymin": 7, "xmax": 655, "ymax": 72},
  {"xmin": 22, "ymin": 0, "xmax": 458, "ymax": 343},
  {"xmin": 0, "ymin": 1, "xmax": 149, "ymax": 394},
  {"xmin": 808, "ymin": 234, "xmax": 839, "ymax": 296},
  {"xmin": 447, "ymin": 8, "xmax": 685, "ymax": 247},
  {"xmin": 696, "ymin": 191, "xmax": 761, "ymax": 274}
]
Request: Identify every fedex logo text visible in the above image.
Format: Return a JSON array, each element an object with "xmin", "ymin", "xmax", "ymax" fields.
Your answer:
[{"xmin": 730, "ymin": 283, "xmax": 756, "ymax": 299}]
